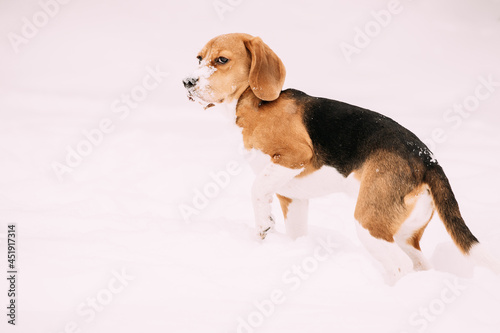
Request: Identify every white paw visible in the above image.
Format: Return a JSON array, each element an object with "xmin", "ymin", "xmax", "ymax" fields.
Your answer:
[{"xmin": 257, "ymin": 215, "xmax": 275, "ymax": 240}]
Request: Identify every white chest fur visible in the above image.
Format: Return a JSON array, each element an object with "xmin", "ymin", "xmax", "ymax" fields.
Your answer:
[{"xmin": 245, "ymin": 148, "xmax": 360, "ymax": 200}]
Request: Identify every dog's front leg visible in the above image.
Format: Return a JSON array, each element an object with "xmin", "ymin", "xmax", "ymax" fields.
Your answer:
[{"xmin": 252, "ymin": 162, "xmax": 303, "ymax": 239}]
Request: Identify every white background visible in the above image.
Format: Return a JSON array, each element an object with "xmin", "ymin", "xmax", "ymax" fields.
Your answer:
[{"xmin": 1, "ymin": 0, "xmax": 500, "ymax": 332}]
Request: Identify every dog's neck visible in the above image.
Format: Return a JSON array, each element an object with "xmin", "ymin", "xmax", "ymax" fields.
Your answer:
[
  {"xmin": 235, "ymin": 87, "xmax": 262, "ymax": 122},
  {"xmin": 233, "ymin": 87, "xmax": 264, "ymax": 149}
]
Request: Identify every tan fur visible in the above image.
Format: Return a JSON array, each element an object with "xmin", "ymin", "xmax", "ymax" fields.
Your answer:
[
  {"xmin": 236, "ymin": 88, "xmax": 317, "ymax": 172},
  {"xmin": 193, "ymin": 33, "xmax": 286, "ymax": 105},
  {"xmin": 408, "ymin": 221, "xmax": 431, "ymax": 250},
  {"xmin": 185, "ymin": 33, "xmax": 487, "ymax": 275},
  {"xmin": 193, "ymin": 34, "xmax": 434, "ymax": 248},
  {"xmin": 277, "ymin": 194, "xmax": 292, "ymax": 220},
  {"xmin": 404, "ymin": 186, "xmax": 434, "ymax": 250},
  {"xmin": 354, "ymin": 151, "xmax": 425, "ymax": 242},
  {"xmin": 244, "ymin": 37, "xmax": 286, "ymax": 101},
  {"xmin": 194, "ymin": 34, "xmax": 314, "ymax": 172},
  {"xmin": 194, "ymin": 33, "xmax": 254, "ymax": 105}
]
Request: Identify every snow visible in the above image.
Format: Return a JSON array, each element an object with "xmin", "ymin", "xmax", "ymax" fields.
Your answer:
[
  {"xmin": 185, "ymin": 60, "xmax": 218, "ymax": 108},
  {"xmin": 1, "ymin": 0, "xmax": 500, "ymax": 332}
]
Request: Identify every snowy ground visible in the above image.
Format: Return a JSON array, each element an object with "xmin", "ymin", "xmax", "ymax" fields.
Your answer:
[{"xmin": 1, "ymin": 0, "xmax": 500, "ymax": 332}]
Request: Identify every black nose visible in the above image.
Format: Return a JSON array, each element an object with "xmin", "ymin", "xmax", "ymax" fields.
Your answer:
[{"xmin": 183, "ymin": 77, "xmax": 198, "ymax": 89}]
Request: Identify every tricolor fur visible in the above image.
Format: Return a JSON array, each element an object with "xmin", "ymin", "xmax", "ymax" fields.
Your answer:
[{"xmin": 183, "ymin": 33, "xmax": 499, "ymax": 278}]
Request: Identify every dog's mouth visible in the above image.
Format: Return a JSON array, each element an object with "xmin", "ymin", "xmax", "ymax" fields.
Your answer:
[
  {"xmin": 203, "ymin": 102, "xmax": 215, "ymax": 110},
  {"xmin": 186, "ymin": 90, "xmax": 215, "ymax": 110}
]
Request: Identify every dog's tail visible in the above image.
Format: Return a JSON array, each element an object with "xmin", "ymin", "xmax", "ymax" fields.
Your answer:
[
  {"xmin": 424, "ymin": 163, "xmax": 500, "ymax": 274},
  {"xmin": 424, "ymin": 163, "xmax": 478, "ymax": 254}
]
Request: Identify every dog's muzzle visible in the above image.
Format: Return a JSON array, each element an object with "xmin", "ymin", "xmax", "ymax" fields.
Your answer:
[
  {"xmin": 183, "ymin": 76, "xmax": 215, "ymax": 109},
  {"xmin": 183, "ymin": 77, "xmax": 198, "ymax": 102}
]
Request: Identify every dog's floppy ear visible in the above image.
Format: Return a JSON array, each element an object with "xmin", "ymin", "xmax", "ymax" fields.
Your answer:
[{"xmin": 244, "ymin": 37, "xmax": 286, "ymax": 101}]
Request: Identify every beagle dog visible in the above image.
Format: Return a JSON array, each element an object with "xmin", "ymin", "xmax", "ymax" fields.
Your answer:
[{"xmin": 183, "ymin": 33, "xmax": 489, "ymax": 277}]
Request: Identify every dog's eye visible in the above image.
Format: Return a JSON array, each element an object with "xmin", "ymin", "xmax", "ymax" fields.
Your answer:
[
  {"xmin": 197, "ymin": 56, "xmax": 202, "ymax": 64},
  {"xmin": 215, "ymin": 57, "xmax": 229, "ymax": 65}
]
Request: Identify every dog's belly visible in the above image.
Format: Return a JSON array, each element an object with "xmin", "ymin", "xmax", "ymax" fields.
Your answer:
[
  {"xmin": 245, "ymin": 148, "xmax": 360, "ymax": 200},
  {"xmin": 277, "ymin": 166, "xmax": 360, "ymax": 200}
]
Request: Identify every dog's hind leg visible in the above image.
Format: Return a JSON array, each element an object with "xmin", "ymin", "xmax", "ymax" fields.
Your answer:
[
  {"xmin": 394, "ymin": 186, "xmax": 434, "ymax": 271},
  {"xmin": 354, "ymin": 152, "xmax": 422, "ymax": 282},
  {"xmin": 354, "ymin": 192, "xmax": 412, "ymax": 283},
  {"xmin": 355, "ymin": 221, "xmax": 409, "ymax": 283}
]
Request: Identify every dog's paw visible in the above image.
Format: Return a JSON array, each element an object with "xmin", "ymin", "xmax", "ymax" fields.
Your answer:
[
  {"xmin": 257, "ymin": 215, "xmax": 276, "ymax": 240},
  {"xmin": 258, "ymin": 227, "xmax": 272, "ymax": 240}
]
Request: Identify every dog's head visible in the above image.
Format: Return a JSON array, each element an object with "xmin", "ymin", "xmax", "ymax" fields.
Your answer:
[{"xmin": 183, "ymin": 33, "xmax": 286, "ymax": 109}]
